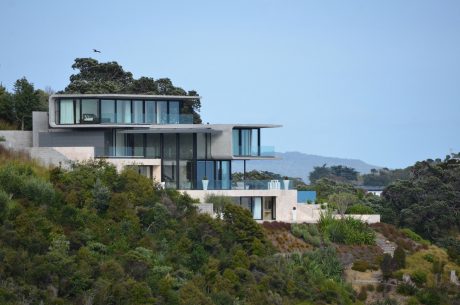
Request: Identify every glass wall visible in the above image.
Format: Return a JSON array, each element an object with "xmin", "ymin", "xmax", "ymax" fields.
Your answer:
[
  {"xmin": 169, "ymin": 101, "xmax": 179, "ymax": 124},
  {"xmin": 178, "ymin": 134, "xmax": 194, "ymax": 190},
  {"xmin": 232, "ymin": 128, "xmax": 260, "ymax": 156},
  {"xmin": 133, "ymin": 100, "xmax": 144, "ymax": 123},
  {"xmin": 116, "ymin": 100, "xmax": 131, "ymax": 124},
  {"xmin": 145, "ymin": 101, "xmax": 156, "ymax": 123},
  {"xmin": 59, "ymin": 99, "xmax": 74, "ymax": 124},
  {"xmin": 101, "ymin": 100, "xmax": 115, "ymax": 123},
  {"xmin": 56, "ymin": 98, "xmax": 190, "ymax": 125},
  {"xmin": 157, "ymin": 102, "xmax": 168, "ymax": 124},
  {"xmin": 81, "ymin": 99, "xmax": 99, "ymax": 123},
  {"xmin": 146, "ymin": 134, "xmax": 161, "ymax": 158},
  {"xmin": 163, "ymin": 134, "xmax": 177, "ymax": 188}
]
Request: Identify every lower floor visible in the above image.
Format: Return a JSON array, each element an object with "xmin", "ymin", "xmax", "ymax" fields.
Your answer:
[{"xmin": 185, "ymin": 189, "xmax": 298, "ymax": 222}]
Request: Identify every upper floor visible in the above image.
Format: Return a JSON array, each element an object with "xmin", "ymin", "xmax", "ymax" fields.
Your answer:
[{"xmin": 49, "ymin": 94, "xmax": 199, "ymax": 127}]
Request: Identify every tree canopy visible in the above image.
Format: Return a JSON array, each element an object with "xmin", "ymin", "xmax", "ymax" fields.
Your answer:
[
  {"xmin": 63, "ymin": 58, "xmax": 202, "ymax": 123},
  {"xmin": 0, "ymin": 78, "xmax": 47, "ymax": 130}
]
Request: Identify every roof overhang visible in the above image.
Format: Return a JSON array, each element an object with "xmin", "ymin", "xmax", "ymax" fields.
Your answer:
[
  {"xmin": 50, "ymin": 94, "xmax": 201, "ymax": 100},
  {"xmin": 118, "ymin": 127, "xmax": 220, "ymax": 134}
]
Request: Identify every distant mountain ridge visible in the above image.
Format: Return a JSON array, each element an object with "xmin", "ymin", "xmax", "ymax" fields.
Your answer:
[{"xmin": 233, "ymin": 151, "xmax": 382, "ymax": 183}]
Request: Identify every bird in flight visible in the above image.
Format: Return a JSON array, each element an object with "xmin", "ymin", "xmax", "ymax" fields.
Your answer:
[{"xmin": 93, "ymin": 49, "xmax": 101, "ymax": 53}]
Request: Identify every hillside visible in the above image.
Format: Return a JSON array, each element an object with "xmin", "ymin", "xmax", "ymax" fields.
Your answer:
[
  {"xmin": 233, "ymin": 151, "xmax": 382, "ymax": 182},
  {"xmin": 0, "ymin": 147, "xmax": 361, "ymax": 305}
]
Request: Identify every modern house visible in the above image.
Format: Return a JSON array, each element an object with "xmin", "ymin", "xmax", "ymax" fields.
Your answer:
[
  {"xmin": 0, "ymin": 93, "xmax": 381, "ymax": 224},
  {"xmin": 22, "ymin": 94, "xmax": 297, "ymax": 221}
]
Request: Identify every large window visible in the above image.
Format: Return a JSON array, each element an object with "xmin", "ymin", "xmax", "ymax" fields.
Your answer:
[
  {"xmin": 117, "ymin": 100, "xmax": 131, "ymax": 124},
  {"xmin": 59, "ymin": 99, "xmax": 74, "ymax": 124},
  {"xmin": 56, "ymin": 98, "xmax": 188, "ymax": 125},
  {"xmin": 169, "ymin": 101, "xmax": 179, "ymax": 124},
  {"xmin": 101, "ymin": 99, "xmax": 115, "ymax": 123},
  {"xmin": 133, "ymin": 100, "xmax": 143, "ymax": 123},
  {"xmin": 157, "ymin": 101, "xmax": 168, "ymax": 124},
  {"xmin": 81, "ymin": 99, "xmax": 99, "ymax": 123},
  {"xmin": 232, "ymin": 128, "xmax": 260, "ymax": 156},
  {"xmin": 145, "ymin": 101, "xmax": 156, "ymax": 123}
]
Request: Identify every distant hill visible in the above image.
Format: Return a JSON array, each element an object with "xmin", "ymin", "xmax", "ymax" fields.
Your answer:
[{"xmin": 233, "ymin": 151, "xmax": 382, "ymax": 183}]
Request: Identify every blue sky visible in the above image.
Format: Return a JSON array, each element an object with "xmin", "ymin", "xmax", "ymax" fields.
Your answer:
[{"xmin": 1, "ymin": 0, "xmax": 459, "ymax": 168}]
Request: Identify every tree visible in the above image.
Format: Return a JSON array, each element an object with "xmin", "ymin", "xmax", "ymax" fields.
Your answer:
[
  {"xmin": 380, "ymin": 253, "xmax": 393, "ymax": 297},
  {"xmin": 392, "ymin": 246, "xmax": 405, "ymax": 270},
  {"xmin": 12, "ymin": 77, "xmax": 41, "ymax": 130},
  {"xmin": 309, "ymin": 164, "xmax": 331, "ymax": 184},
  {"xmin": 0, "ymin": 85, "xmax": 15, "ymax": 125},
  {"xmin": 328, "ymin": 192, "xmax": 357, "ymax": 219},
  {"xmin": 63, "ymin": 58, "xmax": 202, "ymax": 123}
]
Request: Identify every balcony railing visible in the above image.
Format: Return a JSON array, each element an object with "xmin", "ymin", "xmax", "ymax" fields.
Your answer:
[
  {"xmin": 199, "ymin": 179, "xmax": 294, "ymax": 190},
  {"xmin": 98, "ymin": 114, "xmax": 194, "ymax": 125},
  {"xmin": 94, "ymin": 147, "xmax": 161, "ymax": 158}
]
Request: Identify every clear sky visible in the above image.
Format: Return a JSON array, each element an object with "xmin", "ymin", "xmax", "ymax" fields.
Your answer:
[{"xmin": 1, "ymin": 0, "xmax": 459, "ymax": 168}]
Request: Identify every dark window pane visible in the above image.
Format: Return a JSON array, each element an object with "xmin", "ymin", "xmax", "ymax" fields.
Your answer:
[{"xmin": 81, "ymin": 99, "xmax": 99, "ymax": 123}]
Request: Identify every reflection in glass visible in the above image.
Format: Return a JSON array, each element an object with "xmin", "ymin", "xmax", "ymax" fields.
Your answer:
[
  {"xmin": 146, "ymin": 134, "xmax": 160, "ymax": 158},
  {"xmin": 145, "ymin": 101, "xmax": 156, "ymax": 123},
  {"xmin": 169, "ymin": 101, "xmax": 179, "ymax": 123},
  {"xmin": 157, "ymin": 101, "xmax": 168, "ymax": 124},
  {"xmin": 133, "ymin": 134, "xmax": 144, "ymax": 156},
  {"xmin": 232, "ymin": 129, "xmax": 239, "ymax": 155},
  {"xmin": 163, "ymin": 134, "xmax": 176, "ymax": 159},
  {"xmin": 101, "ymin": 99, "xmax": 115, "ymax": 123},
  {"xmin": 60, "ymin": 99, "xmax": 74, "ymax": 124},
  {"xmin": 133, "ymin": 100, "xmax": 143, "ymax": 123},
  {"xmin": 117, "ymin": 100, "xmax": 131, "ymax": 123},
  {"xmin": 81, "ymin": 99, "xmax": 99, "ymax": 123}
]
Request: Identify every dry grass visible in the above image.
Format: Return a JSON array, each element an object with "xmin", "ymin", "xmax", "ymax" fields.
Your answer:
[
  {"xmin": 262, "ymin": 221, "xmax": 311, "ymax": 253},
  {"xmin": 0, "ymin": 145, "xmax": 50, "ymax": 178},
  {"xmin": 399, "ymin": 245, "xmax": 460, "ymax": 287},
  {"xmin": 371, "ymin": 222, "xmax": 427, "ymax": 253}
]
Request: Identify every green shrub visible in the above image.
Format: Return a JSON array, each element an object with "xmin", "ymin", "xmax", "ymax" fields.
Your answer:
[
  {"xmin": 392, "ymin": 246, "xmax": 406, "ymax": 270},
  {"xmin": 319, "ymin": 213, "xmax": 375, "ymax": 245},
  {"xmin": 346, "ymin": 204, "xmax": 375, "ymax": 214},
  {"xmin": 406, "ymin": 296, "xmax": 420, "ymax": 305},
  {"xmin": 367, "ymin": 284, "xmax": 375, "ymax": 291},
  {"xmin": 411, "ymin": 270, "xmax": 427, "ymax": 287},
  {"xmin": 397, "ymin": 282, "xmax": 417, "ymax": 296},
  {"xmin": 400, "ymin": 228, "xmax": 430, "ymax": 246},
  {"xmin": 423, "ymin": 253, "xmax": 434, "ymax": 263},
  {"xmin": 291, "ymin": 223, "xmax": 321, "ymax": 247},
  {"xmin": 0, "ymin": 189, "xmax": 9, "ymax": 223},
  {"xmin": 22, "ymin": 176, "xmax": 55, "ymax": 205}
]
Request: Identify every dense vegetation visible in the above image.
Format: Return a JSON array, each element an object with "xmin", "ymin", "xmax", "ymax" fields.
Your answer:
[
  {"xmin": 308, "ymin": 165, "xmax": 411, "ymax": 187},
  {"xmin": 0, "ymin": 149, "xmax": 361, "ymax": 305},
  {"xmin": 377, "ymin": 157, "xmax": 460, "ymax": 263},
  {"xmin": 0, "ymin": 79, "xmax": 49, "ymax": 130}
]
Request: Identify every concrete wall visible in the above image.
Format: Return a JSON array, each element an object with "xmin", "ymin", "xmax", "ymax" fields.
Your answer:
[
  {"xmin": 39, "ymin": 130, "xmax": 105, "ymax": 147},
  {"xmin": 32, "ymin": 112, "xmax": 48, "ymax": 147},
  {"xmin": 0, "ymin": 131, "xmax": 33, "ymax": 149},
  {"xmin": 184, "ymin": 189, "xmax": 298, "ymax": 222},
  {"xmin": 209, "ymin": 125, "xmax": 233, "ymax": 159},
  {"xmin": 196, "ymin": 203, "xmax": 214, "ymax": 215}
]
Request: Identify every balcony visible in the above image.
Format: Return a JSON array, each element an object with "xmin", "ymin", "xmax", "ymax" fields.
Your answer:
[{"xmin": 198, "ymin": 179, "xmax": 294, "ymax": 190}]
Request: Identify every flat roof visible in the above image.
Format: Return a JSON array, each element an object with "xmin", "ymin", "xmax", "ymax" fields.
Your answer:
[{"xmin": 50, "ymin": 94, "xmax": 201, "ymax": 100}]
